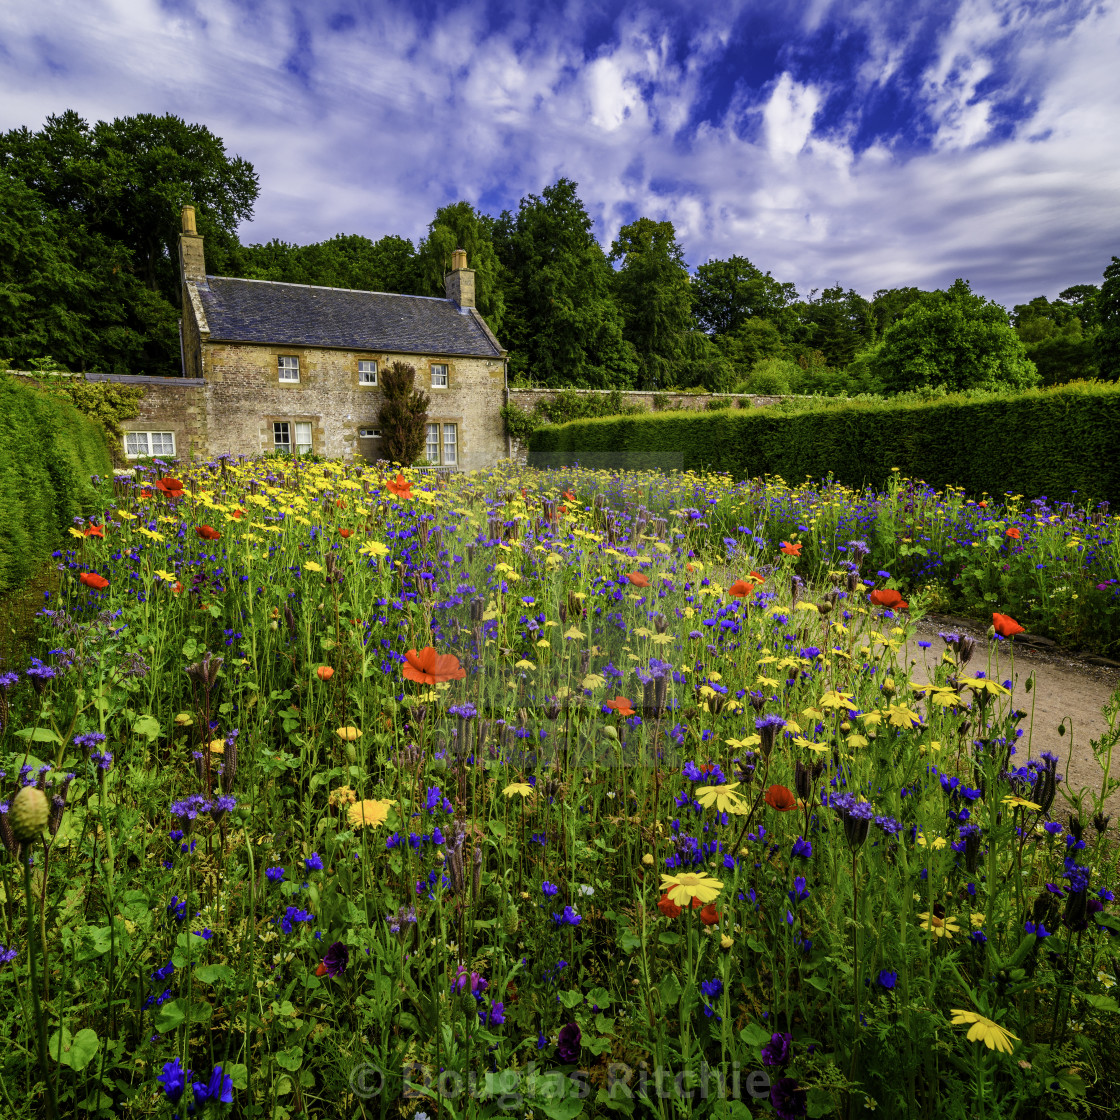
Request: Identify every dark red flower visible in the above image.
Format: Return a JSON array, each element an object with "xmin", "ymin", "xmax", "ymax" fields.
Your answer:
[
  {"xmin": 339, "ymin": 528, "xmax": 352, "ymax": 538},
  {"xmin": 557, "ymin": 1022, "xmax": 581, "ymax": 1064},
  {"xmin": 314, "ymin": 941, "xmax": 349, "ymax": 978},
  {"xmin": 79, "ymin": 572, "xmax": 109, "ymax": 590},
  {"xmin": 869, "ymin": 589, "xmax": 908, "ymax": 610},
  {"xmin": 155, "ymin": 477, "xmax": 184, "ymax": 497},
  {"xmin": 657, "ymin": 893, "xmax": 682, "ymax": 918},
  {"xmin": 765, "ymin": 785, "xmax": 796, "ymax": 812},
  {"xmin": 196, "ymin": 525, "xmax": 221, "ymax": 541},
  {"xmin": 699, "ymin": 903, "xmax": 721, "ymax": 925}
]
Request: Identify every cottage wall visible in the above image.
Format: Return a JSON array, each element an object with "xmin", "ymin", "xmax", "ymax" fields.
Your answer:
[{"xmin": 86, "ymin": 374, "xmax": 209, "ymax": 462}]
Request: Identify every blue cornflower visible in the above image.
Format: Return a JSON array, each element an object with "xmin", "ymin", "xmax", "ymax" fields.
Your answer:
[
  {"xmin": 791, "ymin": 837, "xmax": 812, "ymax": 860},
  {"xmin": 192, "ymin": 1065, "xmax": 234, "ymax": 1104},
  {"xmin": 158, "ymin": 1058, "xmax": 191, "ymax": 1103},
  {"xmin": 305, "ymin": 853, "xmax": 324, "ymax": 871},
  {"xmin": 877, "ymin": 970, "xmax": 897, "ymax": 990},
  {"xmin": 541, "ymin": 881, "xmax": 559, "ymax": 897},
  {"xmin": 266, "ymin": 866, "xmax": 286, "ymax": 884}
]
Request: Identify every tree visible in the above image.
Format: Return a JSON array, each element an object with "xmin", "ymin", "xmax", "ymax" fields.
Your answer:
[
  {"xmin": 608, "ymin": 217, "xmax": 693, "ymax": 388},
  {"xmin": 795, "ymin": 285, "xmax": 874, "ymax": 367},
  {"xmin": 1095, "ymin": 256, "xmax": 1120, "ymax": 381},
  {"xmin": 691, "ymin": 256, "xmax": 798, "ymax": 339},
  {"xmin": 870, "ymin": 287, "xmax": 928, "ymax": 336},
  {"xmin": 237, "ymin": 233, "xmax": 417, "ymax": 293},
  {"xmin": 1011, "ymin": 295, "xmax": 1096, "ymax": 385},
  {"xmin": 493, "ymin": 178, "xmax": 637, "ymax": 388},
  {"xmin": 414, "ymin": 202, "xmax": 505, "ymax": 335},
  {"xmin": 872, "ymin": 279, "xmax": 1039, "ymax": 394},
  {"xmin": 378, "ymin": 362, "xmax": 429, "ymax": 466},
  {"xmin": 1057, "ymin": 283, "xmax": 1101, "ymax": 333}
]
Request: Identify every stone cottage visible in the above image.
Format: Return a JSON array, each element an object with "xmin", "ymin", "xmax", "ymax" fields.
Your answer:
[{"xmin": 102, "ymin": 206, "xmax": 509, "ymax": 470}]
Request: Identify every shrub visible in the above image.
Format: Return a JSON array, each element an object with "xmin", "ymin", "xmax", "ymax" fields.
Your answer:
[
  {"xmin": 528, "ymin": 380, "xmax": 1120, "ymax": 503},
  {"xmin": 378, "ymin": 361, "xmax": 429, "ymax": 466},
  {"xmin": 744, "ymin": 356, "xmax": 799, "ymax": 395},
  {"xmin": 0, "ymin": 373, "xmax": 112, "ymax": 592}
]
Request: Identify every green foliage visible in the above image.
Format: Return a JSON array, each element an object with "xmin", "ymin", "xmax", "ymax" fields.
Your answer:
[
  {"xmin": 529, "ymin": 380, "xmax": 1120, "ymax": 503},
  {"xmin": 376, "ymin": 362, "xmax": 429, "ymax": 466},
  {"xmin": 0, "ymin": 373, "xmax": 112, "ymax": 592},
  {"xmin": 494, "ymin": 178, "xmax": 638, "ymax": 388},
  {"xmin": 796, "ymin": 284, "xmax": 875, "ymax": 366},
  {"xmin": 502, "ymin": 388, "xmax": 645, "ymax": 442},
  {"xmin": 691, "ymin": 255, "xmax": 798, "ymax": 336},
  {"xmin": 873, "ymin": 279, "xmax": 1040, "ymax": 394},
  {"xmin": 237, "ymin": 233, "xmax": 417, "ymax": 294},
  {"xmin": 870, "ymin": 287, "xmax": 929, "ymax": 335},
  {"xmin": 742, "ymin": 356, "xmax": 800, "ymax": 395},
  {"xmin": 1096, "ymin": 256, "xmax": 1120, "ymax": 381},
  {"xmin": 413, "ymin": 201, "xmax": 505, "ymax": 336},
  {"xmin": 21, "ymin": 369, "xmax": 144, "ymax": 458}
]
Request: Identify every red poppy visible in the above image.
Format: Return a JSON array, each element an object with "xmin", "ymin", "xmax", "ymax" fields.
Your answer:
[
  {"xmin": 155, "ymin": 477, "xmax": 184, "ymax": 497},
  {"xmin": 230, "ymin": 509, "xmax": 243, "ymax": 520},
  {"xmin": 196, "ymin": 525, "xmax": 221, "ymax": 541},
  {"xmin": 728, "ymin": 579, "xmax": 758, "ymax": 597},
  {"xmin": 699, "ymin": 903, "xmax": 721, "ymax": 926},
  {"xmin": 386, "ymin": 474, "xmax": 413, "ymax": 500},
  {"xmin": 317, "ymin": 665, "xmax": 335, "ymax": 681},
  {"xmin": 978, "ymin": 501, "xmax": 988, "ymax": 508},
  {"xmin": 993, "ymin": 612, "xmax": 1024, "ymax": 638},
  {"xmin": 606, "ymin": 696, "xmax": 636, "ymax": 718},
  {"xmin": 869, "ymin": 589, "xmax": 908, "ymax": 610},
  {"xmin": 657, "ymin": 893, "xmax": 682, "ymax": 919},
  {"xmin": 335, "ymin": 500, "xmax": 346, "ymax": 509},
  {"xmin": 79, "ymin": 572, "xmax": 109, "ymax": 590},
  {"xmin": 339, "ymin": 528, "xmax": 352, "ymax": 538},
  {"xmin": 779, "ymin": 541, "xmax": 802, "ymax": 557},
  {"xmin": 626, "ymin": 572, "xmax": 649, "ymax": 588},
  {"xmin": 139, "ymin": 488, "xmax": 153, "ymax": 499},
  {"xmin": 170, "ymin": 581, "xmax": 182, "ymax": 593},
  {"xmin": 1005, "ymin": 527, "xmax": 1021, "ymax": 540},
  {"xmin": 84, "ymin": 524, "xmax": 104, "ymax": 538},
  {"xmin": 765, "ymin": 784, "xmax": 796, "ymax": 812},
  {"xmin": 558, "ymin": 504, "xmax": 568, "ymax": 515},
  {"xmin": 402, "ymin": 646, "xmax": 466, "ymax": 684},
  {"xmin": 563, "ymin": 490, "xmax": 576, "ymax": 501}
]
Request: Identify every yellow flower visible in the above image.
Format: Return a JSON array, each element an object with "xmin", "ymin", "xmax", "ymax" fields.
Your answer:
[
  {"xmin": 917, "ymin": 912, "xmax": 961, "ymax": 938},
  {"xmin": 695, "ymin": 784, "xmax": 748, "ymax": 814},
  {"xmin": 949, "ymin": 1010, "xmax": 1018, "ymax": 1054},
  {"xmin": 502, "ymin": 782, "xmax": 535, "ymax": 800},
  {"xmin": 335, "ymin": 726, "xmax": 362, "ymax": 742},
  {"xmin": 659, "ymin": 871, "xmax": 723, "ymax": 906},
  {"xmin": 642, "ymin": 853, "xmax": 654, "ymax": 866},
  {"xmin": 720, "ymin": 934, "xmax": 734, "ymax": 950},
  {"xmin": 1002, "ymin": 795, "xmax": 1042, "ymax": 811},
  {"xmin": 303, "ymin": 561, "xmax": 323, "ymax": 572},
  {"xmin": 348, "ymin": 798, "xmax": 394, "ymax": 830},
  {"xmin": 329, "ymin": 786, "xmax": 356, "ymax": 808}
]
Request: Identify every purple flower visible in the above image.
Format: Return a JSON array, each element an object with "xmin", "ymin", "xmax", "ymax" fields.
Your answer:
[
  {"xmin": 761, "ymin": 1031, "xmax": 792, "ymax": 1066},
  {"xmin": 542, "ymin": 881, "xmax": 559, "ymax": 897},
  {"xmin": 770, "ymin": 1077, "xmax": 807, "ymax": 1120},
  {"xmin": 279, "ymin": 906, "xmax": 314, "ymax": 934},
  {"xmin": 305, "ymin": 852, "xmax": 324, "ymax": 871},
  {"xmin": 0, "ymin": 943, "xmax": 18, "ymax": 965},
  {"xmin": 480, "ymin": 1000, "xmax": 505, "ymax": 1027},
  {"xmin": 791, "ymin": 837, "xmax": 812, "ymax": 860},
  {"xmin": 557, "ymin": 1021, "xmax": 581, "ymax": 1063},
  {"xmin": 266, "ymin": 866, "xmax": 286, "ymax": 884},
  {"xmin": 877, "ymin": 969, "xmax": 898, "ymax": 990},
  {"xmin": 158, "ymin": 1058, "xmax": 191, "ymax": 1103},
  {"xmin": 192, "ymin": 1065, "xmax": 234, "ymax": 1105},
  {"xmin": 320, "ymin": 941, "xmax": 349, "ymax": 976}
]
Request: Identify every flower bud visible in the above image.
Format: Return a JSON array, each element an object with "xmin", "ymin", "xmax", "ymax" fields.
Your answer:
[{"xmin": 11, "ymin": 786, "xmax": 49, "ymax": 840}]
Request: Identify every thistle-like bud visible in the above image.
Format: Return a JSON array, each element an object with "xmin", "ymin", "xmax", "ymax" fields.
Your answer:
[
  {"xmin": 223, "ymin": 741, "xmax": 238, "ymax": 794},
  {"xmin": 963, "ymin": 829, "xmax": 982, "ymax": 875},
  {"xmin": 11, "ymin": 786, "xmax": 49, "ymax": 840},
  {"xmin": 284, "ymin": 605, "xmax": 297, "ymax": 635},
  {"xmin": 1063, "ymin": 888, "xmax": 1088, "ymax": 932},
  {"xmin": 957, "ymin": 636, "xmax": 976, "ymax": 666},
  {"xmin": 1069, "ymin": 815, "xmax": 1084, "ymax": 843},
  {"xmin": 1093, "ymin": 811, "xmax": 1111, "ymax": 836},
  {"xmin": 794, "ymin": 760, "xmax": 813, "ymax": 801},
  {"xmin": 1032, "ymin": 892, "xmax": 1059, "ymax": 926},
  {"xmin": 472, "ymin": 845, "xmax": 482, "ymax": 898},
  {"xmin": 844, "ymin": 813, "xmax": 871, "ymax": 849},
  {"xmin": 816, "ymin": 600, "xmax": 833, "ymax": 617},
  {"xmin": 655, "ymin": 614, "xmax": 668, "ymax": 634},
  {"xmin": 558, "ymin": 603, "xmax": 568, "ymax": 625},
  {"xmin": 846, "ymin": 570, "xmax": 860, "ymax": 595},
  {"xmin": 655, "ymin": 675, "xmax": 668, "ymax": 716},
  {"xmin": 643, "ymin": 678, "xmax": 656, "ymax": 715},
  {"xmin": 0, "ymin": 806, "xmax": 17, "ymax": 855}
]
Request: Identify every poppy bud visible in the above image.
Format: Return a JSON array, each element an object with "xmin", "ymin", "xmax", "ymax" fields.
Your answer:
[
  {"xmin": 317, "ymin": 665, "xmax": 335, "ymax": 682},
  {"xmin": 843, "ymin": 813, "xmax": 870, "ymax": 848}
]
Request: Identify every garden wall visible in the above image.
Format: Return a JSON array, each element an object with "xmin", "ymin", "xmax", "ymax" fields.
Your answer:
[
  {"xmin": 505, "ymin": 388, "xmax": 784, "ymax": 463},
  {"xmin": 527, "ymin": 381, "xmax": 1120, "ymax": 503},
  {"xmin": 0, "ymin": 376, "xmax": 113, "ymax": 593}
]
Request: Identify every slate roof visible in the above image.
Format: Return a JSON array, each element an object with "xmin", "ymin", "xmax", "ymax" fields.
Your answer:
[{"xmin": 194, "ymin": 276, "xmax": 503, "ymax": 358}]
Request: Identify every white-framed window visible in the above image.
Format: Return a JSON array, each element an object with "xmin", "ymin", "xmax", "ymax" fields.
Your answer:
[
  {"xmin": 442, "ymin": 423, "xmax": 457, "ymax": 465},
  {"xmin": 430, "ymin": 363, "xmax": 449, "ymax": 388},
  {"xmin": 273, "ymin": 421, "xmax": 313, "ymax": 455},
  {"xmin": 278, "ymin": 355, "xmax": 300, "ymax": 382},
  {"xmin": 358, "ymin": 360, "xmax": 378, "ymax": 385},
  {"xmin": 124, "ymin": 431, "xmax": 175, "ymax": 458},
  {"xmin": 423, "ymin": 423, "xmax": 457, "ymax": 465},
  {"xmin": 425, "ymin": 423, "xmax": 441, "ymax": 463},
  {"xmin": 359, "ymin": 428, "xmax": 382, "ymax": 439}
]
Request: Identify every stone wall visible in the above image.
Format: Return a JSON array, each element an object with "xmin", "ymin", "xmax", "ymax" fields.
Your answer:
[
  {"xmin": 86, "ymin": 374, "xmax": 209, "ymax": 462},
  {"xmin": 505, "ymin": 387, "xmax": 785, "ymax": 464}
]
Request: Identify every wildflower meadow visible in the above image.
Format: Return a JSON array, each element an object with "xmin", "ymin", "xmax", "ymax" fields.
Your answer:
[{"xmin": 1, "ymin": 457, "xmax": 1119, "ymax": 1120}]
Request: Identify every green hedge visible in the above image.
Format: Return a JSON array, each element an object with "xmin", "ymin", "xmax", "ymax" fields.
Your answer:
[
  {"xmin": 528, "ymin": 380, "xmax": 1120, "ymax": 503},
  {"xmin": 0, "ymin": 376, "xmax": 112, "ymax": 593}
]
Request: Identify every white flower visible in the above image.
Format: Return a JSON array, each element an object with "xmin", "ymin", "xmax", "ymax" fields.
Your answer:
[
  {"xmin": 1097, "ymin": 969, "xmax": 1115, "ymax": 989},
  {"xmin": 577, "ymin": 884, "xmax": 594, "ymax": 897}
]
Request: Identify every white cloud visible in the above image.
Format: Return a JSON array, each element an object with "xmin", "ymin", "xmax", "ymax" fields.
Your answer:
[{"xmin": 0, "ymin": 0, "xmax": 1117, "ymax": 306}]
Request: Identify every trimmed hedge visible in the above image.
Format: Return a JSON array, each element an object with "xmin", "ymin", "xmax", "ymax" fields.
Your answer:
[
  {"xmin": 527, "ymin": 380, "xmax": 1120, "ymax": 503},
  {"xmin": 0, "ymin": 376, "xmax": 112, "ymax": 593}
]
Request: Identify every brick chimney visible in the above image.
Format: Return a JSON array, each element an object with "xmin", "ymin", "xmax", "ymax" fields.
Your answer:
[
  {"xmin": 179, "ymin": 205, "xmax": 207, "ymax": 284},
  {"xmin": 444, "ymin": 248, "xmax": 475, "ymax": 310}
]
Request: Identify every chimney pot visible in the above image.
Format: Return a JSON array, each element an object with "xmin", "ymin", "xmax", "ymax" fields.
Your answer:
[
  {"xmin": 182, "ymin": 205, "xmax": 197, "ymax": 234},
  {"xmin": 444, "ymin": 248, "xmax": 475, "ymax": 310},
  {"xmin": 451, "ymin": 248, "xmax": 468, "ymax": 271}
]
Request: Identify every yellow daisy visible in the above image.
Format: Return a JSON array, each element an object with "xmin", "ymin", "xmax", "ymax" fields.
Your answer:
[
  {"xmin": 335, "ymin": 726, "xmax": 362, "ymax": 742},
  {"xmin": 695, "ymin": 784, "xmax": 748, "ymax": 814},
  {"xmin": 502, "ymin": 782, "xmax": 535, "ymax": 799},
  {"xmin": 660, "ymin": 871, "xmax": 724, "ymax": 906},
  {"xmin": 348, "ymin": 798, "xmax": 394, "ymax": 830},
  {"xmin": 917, "ymin": 912, "xmax": 961, "ymax": 938},
  {"xmin": 949, "ymin": 1010, "xmax": 1018, "ymax": 1054}
]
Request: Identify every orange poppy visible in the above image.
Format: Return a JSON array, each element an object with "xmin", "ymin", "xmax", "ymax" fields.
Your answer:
[
  {"xmin": 386, "ymin": 474, "xmax": 413, "ymax": 500},
  {"xmin": 155, "ymin": 477, "xmax": 184, "ymax": 497},
  {"xmin": 317, "ymin": 666, "xmax": 335, "ymax": 681},
  {"xmin": 978, "ymin": 501, "xmax": 988, "ymax": 508},
  {"xmin": 1005, "ymin": 527, "xmax": 1021, "ymax": 540},
  {"xmin": 84, "ymin": 524, "xmax": 104, "ymax": 539},
  {"xmin": 657, "ymin": 893, "xmax": 682, "ymax": 919},
  {"xmin": 779, "ymin": 541, "xmax": 802, "ymax": 557},
  {"xmin": 563, "ymin": 490, "xmax": 576, "ymax": 501},
  {"xmin": 335, "ymin": 500, "xmax": 346, "ymax": 509},
  {"xmin": 196, "ymin": 525, "xmax": 221, "ymax": 541},
  {"xmin": 230, "ymin": 509, "xmax": 243, "ymax": 520},
  {"xmin": 402, "ymin": 646, "xmax": 466, "ymax": 684},
  {"xmin": 139, "ymin": 488, "xmax": 153, "ymax": 499},
  {"xmin": 170, "ymin": 581, "xmax": 182, "ymax": 593},
  {"xmin": 339, "ymin": 528, "xmax": 352, "ymax": 539},
  {"xmin": 627, "ymin": 572, "xmax": 649, "ymax": 588},
  {"xmin": 729, "ymin": 578, "xmax": 762, "ymax": 597},
  {"xmin": 869, "ymin": 589, "xmax": 908, "ymax": 610},
  {"xmin": 993, "ymin": 612, "xmax": 1024, "ymax": 638},
  {"xmin": 765, "ymin": 784, "xmax": 796, "ymax": 812},
  {"xmin": 699, "ymin": 903, "xmax": 721, "ymax": 926},
  {"xmin": 79, "ymin": 572, "xmax": 109, "ymax": 590},
  {"xmin": 606, "ymin": 696, "xmax": 636, "ymax": 718}
]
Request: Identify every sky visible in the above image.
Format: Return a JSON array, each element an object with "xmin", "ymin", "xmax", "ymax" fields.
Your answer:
[{"xmin": 1, "ymin": 0, "xmax": 1118, "ymax": 309}]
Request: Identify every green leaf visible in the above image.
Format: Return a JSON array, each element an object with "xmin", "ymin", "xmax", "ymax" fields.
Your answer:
[
  {"xmin": 227, "ymin": 1064, "xmax": 249, "ymax": 1090},
  {"xmin": 75, "ymin": 924, "xmax": 113, "ymax": 963},
  {"xmin": 659, "ymin": 972, "xmax": 681, "ymax": 1007},
  {"xmin": 132, "ymin": 714, "xmax": 161, "ymax": 742},
  {"xmin": 657, "ymin": 931, "xmax": 681, "ymax": 946},
  {"xmin": 48, "ymin": 1027, "xmax": 99, "ymax": 1071},
  {"xmin": 807, "ymin": 1087, "xmax": 840, "ymax": 1118},
  {"xmin": 739, "ymin": 1022, "xmax": 772, "ymax": 1048},
  {"xmin": 195, "ymin": 964, "xmax": 234, "ymax": 985},
  {"xmin": 14, "ymin": 727, "xmax": 61, "ymax": 744},
  {"xmin": 618, "ymin": 930, "xmax": 642, "ymax": 953},
  {"xmin": 155, "ymin": 999, "xmax": 186, "ymax": 1033},
  {"xmin": 275, "ymin": 1047, "xmax": 304, "ymax": 1071},
  {"xmin": 534, "ymin": 1096, "xmax": 585, "ymax": 1120},
  {"xmin": 586, "ymin": 986, "xmax": 612, "ymax": 1009},
  {"xmin": 1083, "ymin": 993, "xmax": 1119, "ymax": 1013},
  {"xmin": 487, "ymin": 819, "xmax": 507, "ymax": 839},
  {"xmin": 558, "ymin": 989, "xmax": 583, "ymax": 1010}
]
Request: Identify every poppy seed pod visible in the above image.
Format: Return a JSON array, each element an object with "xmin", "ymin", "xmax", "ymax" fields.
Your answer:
[
  {"xmin": 843, "ymin": 813, "xmax": 871, "ymax": 849},
  {"xmin": 11, "ymin": 786, "xmax": 49, "ymax": 840},
  {"xmin": 1093, "ymin": 811, "xmax": 1111, "ymax": 836},
  {"xmin": 963, "ymin": 829, "xmax": 982, "ymax": 875},
  {"xmin": 1063, "ymin": 888, "xmax": 1088, "ymax": 932}
]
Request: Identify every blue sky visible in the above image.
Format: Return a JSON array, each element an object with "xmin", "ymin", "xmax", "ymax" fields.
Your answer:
[{"xmin": 1, "ymin": 0, "xmax": 1118, "ymax": 308}]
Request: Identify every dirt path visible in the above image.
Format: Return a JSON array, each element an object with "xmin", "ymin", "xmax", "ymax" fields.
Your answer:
[{"xmin": 903, "ymin": 613, "xmax": 1120, "ymax": 815}]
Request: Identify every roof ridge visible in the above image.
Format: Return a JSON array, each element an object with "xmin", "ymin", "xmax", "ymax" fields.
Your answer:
[{"xmin": 207, "ymin": 275, "xmax": 450, "ymax": 303}]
